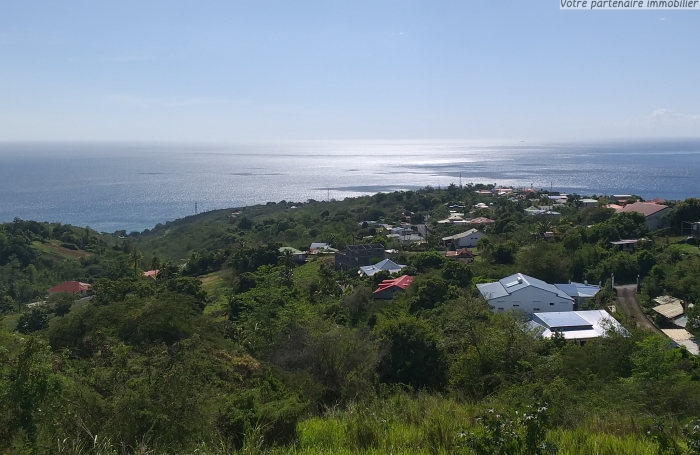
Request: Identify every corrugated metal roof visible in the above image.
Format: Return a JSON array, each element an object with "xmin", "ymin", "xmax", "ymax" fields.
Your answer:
[
  {"xmin": 374, "ymin": 275, "xmax": 414, "ymax": 293},
  {"xmin": 441, "ymin": 229, "xmax": 481, "ymax": 241},
  {"xmin": 654, "ymin": 295, "xmax": 683, "ymax": 306},
  {"xmin": 476, "ymin": 273, "xmax": 574, "ymax": 302},
  {"xmin": 554, "ymin": 282, "xmax": 601, "ymax": 298},
  {"xmin": 359, "ymin": 259, "xmax": 406, "ymax": 277},
  {"xmin": 652, "ymin": 302, "xmax": 685, "ymax": 319},
  {"xmin": 662, "ymin": 329, "xmax": 699, "ymax": 355},
  {"xmin": 476, "ymin": 282, "xmax": 509, "ymax": 300}
]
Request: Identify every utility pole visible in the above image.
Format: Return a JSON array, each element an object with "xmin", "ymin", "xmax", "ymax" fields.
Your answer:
[{"xmin": 195, "ymin": 202, "xmax": 198, "ymax": 215}]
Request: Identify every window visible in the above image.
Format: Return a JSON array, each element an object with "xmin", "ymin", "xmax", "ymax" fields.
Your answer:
[
  {"xmin": 498, "ymin": 307, "xmax": 504, "ymax": 311},
  {"xmin": 534, "ymin": 308, "xmax": 540, "ymax": 311},
  {"xmin": 550, "ymin": 302, "xmax": 555, "ymax": 306},
  {"xmin": 512, "ymin": 304, "xmax": 519, "ymax": 307}
]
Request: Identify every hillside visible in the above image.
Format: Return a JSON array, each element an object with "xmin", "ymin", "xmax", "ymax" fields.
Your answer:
[{"xmin": 2, "ymin": 187, "xmax": 700, "ymax": 454}]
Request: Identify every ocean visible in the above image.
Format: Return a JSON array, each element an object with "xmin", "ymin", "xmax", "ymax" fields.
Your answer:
[{"xmin": 1, "ymin": 139, "xmax": 699, "ymax": 233}]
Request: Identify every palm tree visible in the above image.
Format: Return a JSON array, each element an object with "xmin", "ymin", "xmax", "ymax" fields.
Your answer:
[
  {"xmin": 130, "ymin": 249, "xmax": 143, "ymax": 276},
  {"xmin": 279, "ymin": 249, "xmax": 296, "ymax": 288}
]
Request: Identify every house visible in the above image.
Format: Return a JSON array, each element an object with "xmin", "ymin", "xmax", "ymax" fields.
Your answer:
[
  {"xmin": 48, "ymin": 281, "xmax": 91, "ymax": 298},
  {"xmin": 477, "ymin": 189, "xmax": 493, "ymax": 197},
  {"xmin": 579, "ymin": 199, "xmax": 599, "ymax": 208},
  {"xmin": 373, "ymin": 275, "xmax": 414, "ymax": 299},
  {"xmin": 437, "ymin": 214, "xmax": 469, "ymax": 225},
  {"xmin": 359, "ymin": 258, "xmax": 406, "ymax": 277},
  {"xmin": 143, "ymin": 269, "xmax": 159, "ymax": 280},
  {"xmin": 652, "ymin": 296, "xmax": 688, "ymax": 328},
  {"xmin": 649, "ymin": 197, "xmax": 666, "ymax": 204},
  {"xmin": 445, "ymin": 248, "xmax": 474, "ymax": 262},
  {"xmin": 610, "ymin": 239, "xmax": 644, "ymax": 253},
  {"xmin": 528, "ymin": 310, "xmax": 625, "ymax": 342},
  {"xmin": 618, "ymin": 202, "xmax": 669, "ymax": 231},
  {"xmin": 334, "ymin": 244, "xmax": 386, "ymax": 271},
  {"xmin": 611, "ymin": 194, "xmax": 634, "ymax": 204},
  {"xmin": 604, "ymin": 204, "xmax": 624, "ymax": 212},
  {"xmin": 441, "ymin": 229, "xmax": 484, "ymax": 248},
  {"xmin": 553, "ymin": 282, "xmax": 601, "ymax": 309},
  {"xmin": 474, "ymin": 202, "xmax": 489, "ymax": 209},
  {"xmin": 279, "ymin": 247, "xmax": 307, "ymax": 264},
  {"xmin": 468, "ymin": 217, "xmax": 495, "ymax": 225},
  {"xmin": 476, "ymin": 273, "xmax": 574, "ymax": 314},
  {"xmin": 309, "ymin": 242, "xmax": 331, "ymax": 252}
]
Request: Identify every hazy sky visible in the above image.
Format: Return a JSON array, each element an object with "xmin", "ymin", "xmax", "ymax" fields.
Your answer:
[{"xmin": 0, "ymin": 1, "xmax": 698, "ymax": 141}]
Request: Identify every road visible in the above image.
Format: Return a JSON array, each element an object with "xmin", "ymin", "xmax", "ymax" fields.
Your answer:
[{"xmin": 614, "ymin": 284, "xmax": 664, "ymax": 335}]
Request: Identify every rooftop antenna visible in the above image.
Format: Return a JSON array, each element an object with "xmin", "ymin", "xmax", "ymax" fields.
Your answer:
[{"xmin": 459, "ymin": 173, "xmax": 462, "ymax": 188}]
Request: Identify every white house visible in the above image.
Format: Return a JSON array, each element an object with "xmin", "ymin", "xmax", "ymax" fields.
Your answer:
[
  {"xmin": 579, "ymin": 199, "xmax": 598, "ymax": 208},
  {"xmin": 359, "ymin": 259, "xmax": 406, "ymax": 277},
  {"xmin": 441, "ymin": 229, "xmax": 485, "ymax": 248},
  {"xmin": 476, "ymin": 273, "xmax": 574, "ymax": 314},
  {"xmin": 528, "ymin": 310, "xmax": 625, "ymax": 342}
]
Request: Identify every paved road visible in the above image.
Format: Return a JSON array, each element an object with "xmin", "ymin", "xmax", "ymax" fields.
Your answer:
[{"xmin": 614, "ymin": 284, "xmax": 664, "ymax": 335}]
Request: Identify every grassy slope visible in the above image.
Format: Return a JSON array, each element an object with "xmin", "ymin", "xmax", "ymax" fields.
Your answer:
[{"xmin": 32, "ymin": 241, "xmax": 92, "ymax": 260}]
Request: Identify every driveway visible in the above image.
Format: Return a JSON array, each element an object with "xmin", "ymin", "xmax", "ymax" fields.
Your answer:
[{"xmin": 614, "ymin": 284, "xmax": 664, "ymax": 335}]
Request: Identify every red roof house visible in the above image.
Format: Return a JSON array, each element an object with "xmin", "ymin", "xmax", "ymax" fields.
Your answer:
[
  {"xmin": 143, "ymin": 269, "xmax": 159, "ymax": 279},
  {"xmin": 373, "ymin": 275, "xmax": 414, "ymax": 300},
  {"xmin": 618, "ymin": 202, "xmax": 670, "ymax": 230},
  {"xmin": 445, "ymin": 248, "xmax": 474, "ymax": 262},
  {"xmin": 48, "ymin": 281, "xmax": 91, "ymax": 297},
  {"xmin": 469, "ymin": 217, "xmax": 495, "ymax": 225}
]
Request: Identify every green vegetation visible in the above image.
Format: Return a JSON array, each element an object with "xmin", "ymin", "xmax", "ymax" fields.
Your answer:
[{"xmin": 2, "ymin": 187, "xmax": 700, "ymax": 453}]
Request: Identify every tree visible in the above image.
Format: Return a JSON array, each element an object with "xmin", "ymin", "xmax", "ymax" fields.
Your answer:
[
  {"xmin": 441, "ymin": 260, "xmax": 473, "ymax": 288},
  {"xmin": 16, "ymin": 309, "xmax": 49, "ymax": 334},
  {"xmin": 130, "ymin": 249, "xmax": 143, "ymax": 276},
  {"xmin": 378, "ymin": 318, "xmax": 448, "ymax": 391},
  {"xmin": 48, "ymin": 292, "xmax": 74, "ymax": 317},
  {"xmin": 279, "ymin": 249, "xmax": 297, "ymax": 288},
  {"xmin": 491, "ymin": 241, "xmax": 518, "ymax": 265},
  {"xmin": 409, "ymin": 276, "xmax": 455, "ymax": 312}
]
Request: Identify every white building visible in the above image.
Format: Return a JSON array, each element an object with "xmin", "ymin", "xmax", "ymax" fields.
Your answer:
[
  {"xmin": 359, "ymin": 259, "xmax": 406, "ymax": 277},
  {"xmin": 476, "ymin": 273, "xmax": 574, "ymax": 314},
  {"xmin": 441, "ymin": 229, "xmax": 485, "ymax": 248},
  {"xmin": 528, "ymin": 310, "xmax": 625, "ymax": 342},
  {"xmin": 579, "ymin": 199, "xmax": 598, "ymax": 208}
]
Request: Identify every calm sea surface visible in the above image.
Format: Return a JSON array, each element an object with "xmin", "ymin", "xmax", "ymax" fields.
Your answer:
[{"xmin": 1, "ymin": 139, "xmax": 699, "ymax": 232}]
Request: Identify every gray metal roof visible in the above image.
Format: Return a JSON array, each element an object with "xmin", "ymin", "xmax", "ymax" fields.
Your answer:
[
  {"xmin": 359, "ymin": 259, "xmax": 406, "ymax": 276},
  {"xmin": 554, "ymin": 282, "xmax": 601, "ymax": 298},
  {"xmin": 476, "ymin": 273, "xmax": 573, "ymax": 301}
]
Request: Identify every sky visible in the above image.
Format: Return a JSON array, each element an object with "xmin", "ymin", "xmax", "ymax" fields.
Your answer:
[{"xmin": 0, "ymin": 1, "xmax": 698, "ymax": 142}]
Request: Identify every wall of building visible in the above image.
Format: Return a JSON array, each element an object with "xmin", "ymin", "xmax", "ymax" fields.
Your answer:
[
  {"xmin": 487, "ymin": 286, "xmax": 573, "ymax": 315},
  {"xmin": 456, "ymin": 232, "xmax": 484, "ymax": 248}
]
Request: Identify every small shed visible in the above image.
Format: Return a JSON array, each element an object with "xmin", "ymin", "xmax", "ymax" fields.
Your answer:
[{"xmin": 652, "ymin": 296, "xmax": 687, "ymax": 327}]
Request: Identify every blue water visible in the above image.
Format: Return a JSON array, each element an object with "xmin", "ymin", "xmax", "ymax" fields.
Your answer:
[{"xmin": 0, "ymin": 139, "xmax": 699, "ymax": 232}]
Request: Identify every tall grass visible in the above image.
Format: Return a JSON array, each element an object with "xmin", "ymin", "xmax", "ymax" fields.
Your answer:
[{"xmin": 42, "ymin": 395, "xmax": 673, "ymax": 454}]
